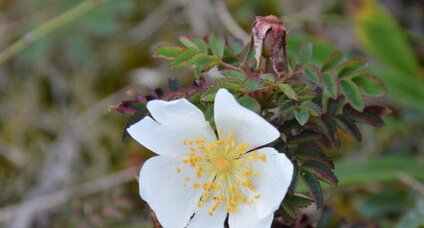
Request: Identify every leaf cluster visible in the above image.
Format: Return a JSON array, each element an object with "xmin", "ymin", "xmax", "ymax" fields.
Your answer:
[{"xmin": 115, "ymin": 33, "xmax": 388, "ymax": 222}]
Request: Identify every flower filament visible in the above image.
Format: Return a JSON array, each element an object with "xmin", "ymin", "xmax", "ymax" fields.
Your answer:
[{"xmin": 179, "ymin": 131, "xmax": 266, "ymax": 215}]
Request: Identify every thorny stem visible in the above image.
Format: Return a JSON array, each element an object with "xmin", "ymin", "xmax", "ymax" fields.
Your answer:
[{"xmin": 0, "ymin": 0, "xmax": 110, "ymax": 65}]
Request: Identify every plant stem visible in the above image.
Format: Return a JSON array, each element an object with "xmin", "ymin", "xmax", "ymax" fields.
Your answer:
[
  {"xmin": 0, "ymin": 0, "xmax": 110, "ymax": 65},
  {"xmin": 218, "ymin": 60, "xmax": 243, "ymax": 72}
]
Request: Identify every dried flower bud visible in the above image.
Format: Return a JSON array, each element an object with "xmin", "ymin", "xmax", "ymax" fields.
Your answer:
[{"xmin": 250, "ymin": 15, "xmax": 287, "ymax": 74}]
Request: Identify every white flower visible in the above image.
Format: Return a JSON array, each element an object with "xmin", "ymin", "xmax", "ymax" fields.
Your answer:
[{"xmin": 127, "ymin": 88, "xmax": 294, "ymax": 228}]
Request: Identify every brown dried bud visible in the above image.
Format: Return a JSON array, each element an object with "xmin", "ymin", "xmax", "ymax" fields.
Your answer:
[{"xmin": 250, "ymin": 15, "xmax": 287, "ymax": 74}]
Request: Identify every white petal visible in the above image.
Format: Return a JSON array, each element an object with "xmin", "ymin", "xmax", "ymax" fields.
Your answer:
[
  {"xmin": 127, "ymin": 106, "xmax": 216, "ymax": 157},
  {"xmin": 139, "ymin": 156, "xmax": 203, "ymax": 228},
  {"xmin": 186, "ymin": 199, "xmax": 227, "ymax": 228},
  {"xmin": 246, "ymin": 147, "xmax": 294, "ymax": 218},
  {"xmin": 214, "ymin": 88, "xmax": 279, "ymax": 151},
  {"xmin": 147, "ymin": 99, "xmax": 206, "ymax": 125},
  {"xmin": 228, "ymin": 207, "xmax": 274, "ymax": 228}
]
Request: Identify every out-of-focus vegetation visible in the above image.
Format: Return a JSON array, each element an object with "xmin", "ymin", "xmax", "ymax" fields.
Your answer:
[{"xmin": 0, "ymin": 0, "xmax": 422, "ymax": 227}]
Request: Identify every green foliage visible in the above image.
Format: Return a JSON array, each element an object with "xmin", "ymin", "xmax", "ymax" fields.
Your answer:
[
  {"xmin": 337, "ymin": 58, "xmax": 368, "ymax": 78},
  {"xmin": 323, "ymin": 73, "xmax": 338, "ymax": 98},
  {"xmin": 120, "ymin": 29, "xmax": 387, "ymax": 222},
  {"xmin": 302, "ymin": 171, "xmax": 323, "ymax": 208},
  {"xmin": 352, "ymin": 74, "xmax": 386, "ymax": 97},
  {"xmin": 277, "ymin": 84, "xmax": 298, "ymax": 100},
  {"xmin": 153, "ymin": 45, "xmax": 183, "ymax": 59},
  {"xmin": 280, "ymin": 194, "xmax": 313, "ymax": 220},
  {"xmin": 294, "ymin": 107, "xmax": 309, "ymax": 126},
  {"xmin": 238, "ymin": 95, "xmax": 261, "ymax": 112},
  {"xmin": 1, "ymin": 0, "xmax": 420, "ymax": 226},
  {"xmin": 321, "ymin": 51, "xmax": 343, "ymax": 72},
  {"xmin": 208, "ymin": 34, "xmax": 225, "ymax": 58},
  {"xmin": 340, "ymin": 79, "xmax": 364, "ymax": 111}
]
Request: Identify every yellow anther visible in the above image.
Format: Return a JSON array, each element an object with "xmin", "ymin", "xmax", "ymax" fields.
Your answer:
[
  {"xmin": 254, "ymin": 194, "xmax": 261, "ymax": 199},
  {"xmin": 258, "ymin": 154, "xmax": 266, "ymax": 162},
  {"xmin": 203, "ymin": 182, "xmax": 210, "ymax": 190},
  {"xmin": 197, "ymin": 201, "xmax": 205, "ymax": 207},
  {"xmin": 195, "ymin": 138, "xmax": 205, "ymax": 144},
  {"xmin": 244, "ymin": 171, "xmax": 253, "ymax": 176},
  {"xmin": 181, "ymin": 133, "xmax": 260, "ymax": 214},
  {"xmin": 230, "ymin": 200, "xmax": 237, "ymax": 206}
]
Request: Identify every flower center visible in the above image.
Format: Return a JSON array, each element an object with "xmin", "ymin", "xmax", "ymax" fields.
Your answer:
[
  {"xmin": 214, "ymin": 158, "xmax": 231, "ymax": 172},
  {"xmin": 178, "ymin": 131, "xmax": 266, "ymax": 215}
]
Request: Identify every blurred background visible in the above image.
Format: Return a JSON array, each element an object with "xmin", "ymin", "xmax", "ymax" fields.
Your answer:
[{"xmin": 0, "ymin": 0, "xmax": 423, "ymax": 227}]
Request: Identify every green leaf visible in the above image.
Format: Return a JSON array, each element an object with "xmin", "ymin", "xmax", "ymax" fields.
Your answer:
[
  {"xmin": 179, "ymin": 35, "xmax": 198, "ymax": 49},
  {"xmin": 283, "ymin": 194, "xmax": 313, "ymax": 208},
  {"xmin": 352, "ymin": 74, "xmax": 386, "ymax": 97},
  {"xmin": 302, "ymin": 160, "xmax": 338, "ymax": 185},
  {"xmin": 323, "ymin": 73, "xmax": 337, "ymax": 98},
  {"xmin": 295, "ymin": 147, "xmax": 333, "ymax": 169},
  {"xmin": 315, "ymin": 118, "xmax": 340, "ymax": 148},
  {"xmin": 326, "ymin": 97, "xmax": 343, "ymax": 116},
  {"xmin": 294, "ymin": 107, "xmax": 310, "ymax": 126},
  {"xmin": 340, "ymin": 79, "xmax": 364, "ymax": 111},
  {"xmin": 192, "ymin": 37, "xmax": 208, "ymax": 53},
  {"xmin": 227, "ymin": 37, "xmax": 244, "ymax": 55},
  {"xmin": 201, "ymin": 87, "xmax": 220, "ymax": 102},
  {"xmin": 194, "ymin": 55, "xmax": 219, "ymax": 78},
  {"xmin": 204, "ymin": 105, "xmax": 214, "ymax": 122},
  {"xmin": 171, "ymin": 48, "xmax": 201, "ymax": 67},
  {"xmin": 153, "ymin": 45, "xmax": 183, "ymax": 59},
  {"xmin": 301, "ymin": 101, "xmax": 322, "ymax": 116},
  {"xmin": 335, "ymin": 115, "xmax": 361, "ymax": 141},
  {"xmin": 208, "ymin": 34, "xmax": 225, "ymax": 58},
  {"xmin": 337, "ymin": 58, "xmax": 368, "ymax": 78},
  {"xmin": 299, "ymin": 43, "xmax": 313, "ymax": 65},
  {"xmin": 239, "ymin": 95, "xmax": 261, "ymax": 112},
  {"xmin": 287, "ymin": 131, "xmax": 321, "ymax": 144},
  {"xmin": 304, "ymin": 64, "xmax": 319, "ymax": 82},
  {"xmin": 321, "ymin": 51, "xmax": 343, "ymax": 72},
  {"xmin": 278, "ymin": 83, "xmax": 298, "ymax": 100},
  {"xmin": 302, "ymin": 172, "xmax": 323, "ymax": 208},
  {"xmin": 260, "ymin": 73, "xmax": 275, "ymax": 83},
  {"xmin": 222, "ymin": 70, "xmax": 246, "ymax": 80},
  {"xmin": 244, "ymin": 79, "xmax": 263, "ymax": 91},
  {"xmin": 343, "ymin": 105, "xmax": 385, "ymax": 127}
]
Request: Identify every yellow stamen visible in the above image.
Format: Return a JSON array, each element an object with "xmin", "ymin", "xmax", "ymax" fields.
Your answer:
[{"xmin": 178, "ymin": 130, "xmax": 267, "ymax": 214}]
